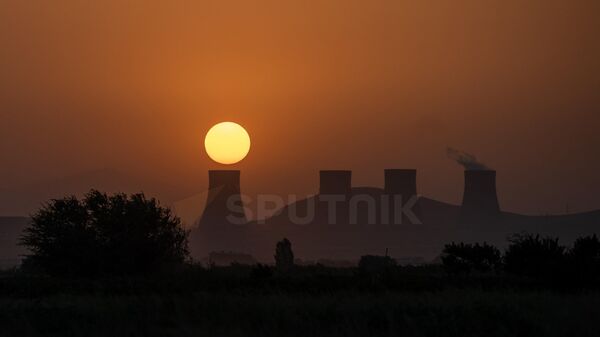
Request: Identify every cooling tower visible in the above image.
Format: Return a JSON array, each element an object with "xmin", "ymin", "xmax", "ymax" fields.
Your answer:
[
  {"xmin": 319, "ymin": 170, "xmax": 352, "ymax": 195},
  {"xmin": 199, "ymin": 170, "xmax": 246, "ymax": 226},
  {"xmin": 384, "ymin": 169, "xmax": 420, "ymax": 224},
  {"xmin": 460, "ymin": 170, "xmax": 501, "ymax": 224},
  {"xmin": 316, "ymin": 170, "xmax": 352, "ymax": 225}
]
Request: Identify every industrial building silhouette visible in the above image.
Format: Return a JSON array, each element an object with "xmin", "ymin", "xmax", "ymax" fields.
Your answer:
[
  {"xmin": 197, "ymin": 168, "xmax": 501, "ymax": 228},
  {"xmin": 189, "ymin": 168, "xmax": 513, "ymax": 262}
]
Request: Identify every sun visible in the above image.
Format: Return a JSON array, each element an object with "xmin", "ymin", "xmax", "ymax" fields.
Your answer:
[{"xmin": 204, "ymin": 122, "xmax": 251, "ymax": 165}]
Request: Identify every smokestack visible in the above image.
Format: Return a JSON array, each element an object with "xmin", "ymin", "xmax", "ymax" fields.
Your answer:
[
  {"xmin": 319, "ymin": 170, "xmax": 352, "ymax": 195},
  {"xmin": 384, "ymin": 169, "xmax": 420, "ymax": 224},
  {"xmin": 199, "ymin": 170, "xmax": 246, "ymax": 226},
  {"xmin": 460, "ymin": 170, "xmax": 501, "ymax": 223}
]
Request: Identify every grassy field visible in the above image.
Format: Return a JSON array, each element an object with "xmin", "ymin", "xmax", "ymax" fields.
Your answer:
[
  {"xmin": 0, "ymin": 289, "xmax": 599, "ymax": 337},
  {"xmin": 1, "ymin": 264, "xmax": 599, "ymax": 337}
]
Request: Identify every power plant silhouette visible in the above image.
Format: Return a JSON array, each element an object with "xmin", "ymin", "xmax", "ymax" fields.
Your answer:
[
  {"xmin": 460, "ymin": 170, "xmax": 501, "ymax": 224},
  {"xmin": 199, "ymin": 170, "xmax": 246, "ymax": 227},
  {"xmin": 190, "ymin": 167, "xmax": 511, "ymax": 262},
  {"xmin": 198, "ymin": 168, "xmax": 500, "ymax": 228}
]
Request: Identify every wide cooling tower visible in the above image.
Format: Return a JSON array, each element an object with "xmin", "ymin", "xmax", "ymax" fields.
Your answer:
[
  {"xmin": 460, "ymin": 170, "xmax": 501, "ymax": 224},
  {"xmin": 384, "ymin": 169, "xmax": 420, "ymax": 225},
  {"xmin": 316, "ymin": 170, "xmax": 352, "ymax": 225},
  {"xmin": 199, "ymin": 170, "xmax": 247, "ymax": 226}
]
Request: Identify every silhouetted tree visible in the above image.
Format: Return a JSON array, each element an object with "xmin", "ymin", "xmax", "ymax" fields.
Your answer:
[
  {"xmin": 442, "ymin": 242, "xmax": 501, "ymax": 274},
  {"xmin": 570, "ymin": 234, "xmax": 600, "ymax": 261},
  {"xmin": 275, "ymin": 238, "xmax": 294, "ymax": 272},
  {"xmin": 21, "ymin": 190, "xmax": 188, "ymax": 277},
  {"xmin": 504, "ymin": 233, "xmax": 565, "ymax": 279},
  {"xmin": 569, "ymin": 234, "xmax": 600, "ymax": 282}
]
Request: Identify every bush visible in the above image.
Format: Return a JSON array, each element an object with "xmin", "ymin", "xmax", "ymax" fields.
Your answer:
[
  {"xmin": 442, "ymin": 242, "xmax": 501, "ymax": 274},
  {"xmin": 569, "ymin": 234, "xmax": 600, "ymax": 282},
  {"xmin": 251, "ymin": 264, "xmax": 273, "ymax": 280},
  {"xmin": 21, "ymin": 190, "xmax": 189, "ymax": 277},
  {"xmin": 570, "ymin": 234, "xmax": 600, "ymax": 262},
  {"xmin": 504, "ymin": 233, "xmax": 565, "ymax": 279}
]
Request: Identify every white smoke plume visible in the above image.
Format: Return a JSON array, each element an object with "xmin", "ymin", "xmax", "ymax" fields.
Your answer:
[{"xmin": 446, "ymin": 147, "xmax": 490, "ymax": 170}]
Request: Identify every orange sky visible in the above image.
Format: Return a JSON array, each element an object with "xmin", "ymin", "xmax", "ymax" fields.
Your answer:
[{"xmin": 0, "ymin": 0, "xmax": 599, "ymax": 216}]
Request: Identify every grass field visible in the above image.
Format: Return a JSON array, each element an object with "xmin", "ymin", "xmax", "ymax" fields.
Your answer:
[
  {"xmin": 1, "ymin": 288, "xmax": 599, "ymax": 337},
  {"xmin": 1, "ymin": 264, "xmax": 598, "ymax": 337}
]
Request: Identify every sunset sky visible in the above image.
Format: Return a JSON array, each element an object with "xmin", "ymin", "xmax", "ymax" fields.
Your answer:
[{"xmin": 1, "ymin": 0, "xmax": 599, "ymax": 216}]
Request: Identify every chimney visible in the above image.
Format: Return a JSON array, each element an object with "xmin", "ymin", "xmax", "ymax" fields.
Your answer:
[
  {"xmin": 319, "ymin": 170, "xmax": 352, "ymax": 195},
  {"xmin": 199, "ymin": 170, "xmax": 246, "ymax": 226},
  {"xmin": 384, "ymin": 169, "xmax": 420, "ymax": 224},
  {"xmin": 460, "ymin": 170, "xmax": 501, "ymax": 223}
]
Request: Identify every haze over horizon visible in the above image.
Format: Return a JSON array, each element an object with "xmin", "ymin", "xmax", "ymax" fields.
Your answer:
[{"xmin": 1, "ymin": 0, "xmax": 599, "ymax": 216}]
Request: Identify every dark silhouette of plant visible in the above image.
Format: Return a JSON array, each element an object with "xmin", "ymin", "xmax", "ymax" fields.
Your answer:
[
  {"xmin": 251, "ymin": 263, "xmax": 273, "ymax": 280},
  {"xmin": 570, "ymin": 234, "xmax": 600, "ymax": 261},
  {"xmin": 275, "ymin": 238, "xmax": 294, "ymax": 272},
  {"xmin": 358, "ymin": 255, "xmax": 397, "ymax": 275},
  {"xmin": 442, "ymin": 242, "xmax": 501, "ymax": 274},
  {"xmin": 503, "ymin": 233, "xmax": 565, "ymax": 279},
  {"xmin": 568, "ymin": 234, "xmax": 600, "ymax": 282},
  {"xmin": 21, "ymin": 190, "xmax": 188, "ymax": 277}
]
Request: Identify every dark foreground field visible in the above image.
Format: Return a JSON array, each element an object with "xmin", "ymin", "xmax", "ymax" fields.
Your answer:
[
  {"xmin": 1, "ymin": 265, "xmax": 599, "ymax": 337},
  {"xmin": 1, "ymin": 290, "xmax": 599, "ymax": 337}
]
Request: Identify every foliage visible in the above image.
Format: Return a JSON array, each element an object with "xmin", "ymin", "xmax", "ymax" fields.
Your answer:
[
  {"xmin": 251, "ymin": 263, "xmax": 273, "ymax": 280},
  {"xmin": 275, "ymin": 238, "xmax": 294, "ymax": 272},
  {"xmin": 357, "ymin": 255, "xmax": 397, "ymax": 286},
  {"xmin": 570, "ymin": 234, "xmax": 600, "ymax": 262},
  {"xmin": 503, "ymin": 233, "xmax": 565, "ymax": 279},
  {"xmin": 20, "ymin": 190, "xmax": 188, "ymax": 277},
  {"xmin": 568, "ymin": 234, "xmax": 600, "ymax": 282},
  {"xmin": 442, "ymin": 242, "xmax": 501, "ymax": 274}
]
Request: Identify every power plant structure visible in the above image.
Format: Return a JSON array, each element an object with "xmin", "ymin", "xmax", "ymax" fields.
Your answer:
[
  {"xmin": 384, "ymin": 169, "xmax": 420, "ymax": 224},
  {"xmin": 191, "ymin": 170, "xmax": 249, "ymax": 259},
  {"xmin": 198, "ymin": 170, "xmax": 246, "ymax": 227},
  {"xmin": 195, "ymin": 168, "xmax": 502, "ymax": 228},
  {"xmin": 187, "ymin": 166, "xmax": 600, "ymax": 264},
  {"xmin": 459, "ymin": 170, "xmax": 501, "ymax": 224}
]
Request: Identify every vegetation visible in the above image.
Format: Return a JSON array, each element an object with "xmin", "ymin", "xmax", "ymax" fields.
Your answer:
[
  {"xmin": 441, "ymin": 233, "xmax": 600, "ymax": 285},
  {"xmin": 1, "ymin": 288, "xmax": 600, "ymax": 337},
  {"xmin": 442, "ymin": 242, "xmax": 501, "ymax": 274},
  {"xmin": 20, "ymin": 190, "xmax": 189, "ymax": 277},
  {"xmin": 10, "ymin": 192, "xmax": 600, "ymax": 336},
  {"xmin": 503, "ymin": 233, "xmax": 566, "ymax": 279}
]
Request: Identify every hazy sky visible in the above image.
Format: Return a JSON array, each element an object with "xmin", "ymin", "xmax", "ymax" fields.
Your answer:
[{"xmin": 1, "ymin": 0, "xmax": 599, "ymax": 216}]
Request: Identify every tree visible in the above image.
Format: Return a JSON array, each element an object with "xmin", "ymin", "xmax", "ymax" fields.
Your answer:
[
  {"xmin": 21, "ymin": 190, "xmax": 189, "ymax": 277},
  {"xmin": 274, "ymin": 238, "xmax": 294, "ymax": 272},
  {"xmin": 570, "ymin": 234, "xmax": 600, "ymax": 261},
  {"xmin": 569, "ymin": 234, "xmax": 600, "ymax": 282},
  {"xmin": 442, "ymin": 242, "xmax": 501, "ymax": 274},
  {"xmin": 503, "ymin": 233, "xmax": 565, "ymax": 279}
]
